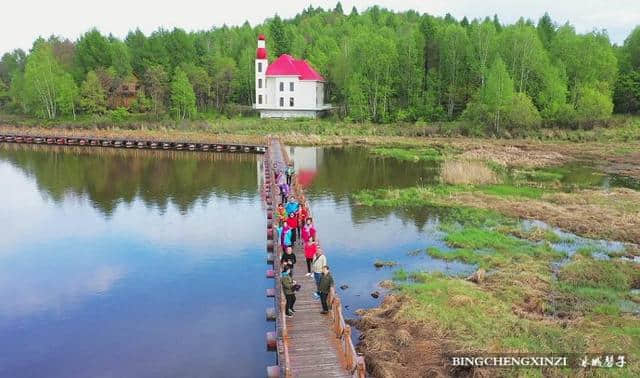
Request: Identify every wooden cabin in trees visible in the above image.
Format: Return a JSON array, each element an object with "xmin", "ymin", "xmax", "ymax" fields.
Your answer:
[{"xmin": 109, "ymin": 77, "xmax": 141, "ymax": 109}]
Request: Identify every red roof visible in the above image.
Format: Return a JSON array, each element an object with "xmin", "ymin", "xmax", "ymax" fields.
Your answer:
[
  {"xmin": 258, "ymin": 34, "xmax": 266, "ymax": 40},
  {"xmin": 265, "ymin": 54, "xmax": 324, "ymax": 81},
  {"xmin": 256, "ymin": 47, "xmax": 267, "ymax": 59}
]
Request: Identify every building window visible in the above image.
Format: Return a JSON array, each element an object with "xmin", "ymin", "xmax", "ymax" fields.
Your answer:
[
  {"xmin": 258, "ymin": 62, "xmax": 262, "ymax": 72},
  {"xmin": 290, "ymin": 82, "xmax": 294, "ymax": 91},
  {"xmin": 258, "ymin": 79, "xmax": 262, "ymax": 89},
  {"xmin": 279, "ymin": 97, "xmax": 284, "ymax": 107},
  {"xmin": 279, "ymin": 82, "xmax": 284, "ymax": 92},
  {"xmin": 289, "ymin": 97, "xmax": 294, "ymax": 107},
  {"xmin": 258, "ymin": 95, "xmax": 262, "ymax": 104}
]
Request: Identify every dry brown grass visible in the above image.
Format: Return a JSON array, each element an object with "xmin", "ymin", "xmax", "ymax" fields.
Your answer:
[
  {"xmin": 448, "ymin": 190, "xmax": 640, "ymax": 244},
  {"xmin": 441, "ymin": 160, "xmax": 499, "ymax": 185},
  {"xmin": 459, "ymin": 145, "xmax": 568, "ymax": 168},
  {"xmin": 354, "ymin": 295, "xmax": 456, "ymax": 378},
  {"xmin": 448, "ymin": 295, "xmax": 474, "ymax": 307}
]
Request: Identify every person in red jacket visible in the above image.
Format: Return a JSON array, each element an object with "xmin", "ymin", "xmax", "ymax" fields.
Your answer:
[
  {"xmin": 286, "ymin": 212, "xmax": 298, "ymax": 245},
  {"xmin": 304, "ymin": 236, "xmax": 318, "ymax": 277},
  {"xmin": 297, "ymin": 203, "xmax": 309, "ymax": 239}
]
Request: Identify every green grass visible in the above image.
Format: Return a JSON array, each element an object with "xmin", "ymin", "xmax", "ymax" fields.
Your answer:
[
  {"xmin": 576, "ymin": 245, "xmax": 598, "ymax": 257},
  {"xmin": 478, "ymin": 184, "xmax": 547, "ymax": 199},
  {"xmin": 426, "ymin": 227, "xmax": 564, "ymax": 269},
  {"xmin": 3, "ymin": 111, "xmax": 640, "ymax": 142},
  {"xmin": 370, "ymin": 147, "xmax": 444, "ymax": 162},
  {"xmin": 557, "ymin": 255, "xmax": 638, "ymax": 291},
  {"xmin": 400, "ymin": 274, "xmax": 583, "ymax": 352},
  {"xmin": 398, "ymin": 272, "xmax": 640, "ymax": 376},
  {"xmin": 392, "ymin": 268, "xmax": 409, "ymax": 281}
]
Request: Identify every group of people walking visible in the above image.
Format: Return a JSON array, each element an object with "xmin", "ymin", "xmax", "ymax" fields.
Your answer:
[{"xmin": 275, "ymin": 162, "xmax": 334, "ymax": 318}]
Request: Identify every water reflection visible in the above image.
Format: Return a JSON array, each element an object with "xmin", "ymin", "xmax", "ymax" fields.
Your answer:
[
  {"xmin": 0, "ymin": 144, "xmax": 259, "ymax": 215},
  {"xmin": 0, "ymin": 145, "xmax": 272, "ymax": 378},
  {"xmin": 285, "ymin": 146, "xmax": 474, "ymax": 321}
]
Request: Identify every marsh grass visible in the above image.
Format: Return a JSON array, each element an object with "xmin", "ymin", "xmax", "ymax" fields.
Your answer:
[
  {"xmin": 441, "ymin": 160, "xmax": 499, "ymax": 185},
  {"xmin": 393, "ymin": 268, "xmax": 409, "ymax": 281},
  {"xmin": 399, "ymin": 274, "xmax": 583, "ymax": 354},
  {"xmin": 354, "ymin": 172, "xmax": 640, "ymax": 375},
  {"xmin": 426, "ymin": 227, "xmax": 564, "ymax": 269},
  {"xmin": 370, "ymin": 147, "xmax": 444, "ymax": 162}
]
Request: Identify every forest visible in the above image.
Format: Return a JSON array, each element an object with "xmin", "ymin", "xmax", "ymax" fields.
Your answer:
[{"xmin": 0, "ymin": 3, "xmax": 639, "ymax": 134}]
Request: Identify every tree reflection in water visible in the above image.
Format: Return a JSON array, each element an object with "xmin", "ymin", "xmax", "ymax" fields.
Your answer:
[{"xmin": 0, "ymin": 144, "xmax": 259, "ymax": 215}]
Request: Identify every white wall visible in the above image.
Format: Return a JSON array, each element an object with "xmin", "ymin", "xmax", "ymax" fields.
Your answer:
[
  {"xmin": 260, "ymin": 109, "xmax": 320, "ymax": 119},
  {"xmin": 255, "ymin": 59, "xmax": 268, "ymax": 108},
  {"xmin": 316, "ymin": 82, "xmax": 324, "ymax": 107}
]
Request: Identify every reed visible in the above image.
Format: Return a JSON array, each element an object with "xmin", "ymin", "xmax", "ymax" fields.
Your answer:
[{"xmin": 440, "ymin": 160, "xmax": 499, "ymax": 185}]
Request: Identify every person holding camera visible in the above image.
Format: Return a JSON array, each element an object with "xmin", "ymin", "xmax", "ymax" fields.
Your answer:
[
  {"xmin": 281, "ymin": 266, "xmax": 296, "ymax": 317},
  {"xmin": 281, "ymin": 246, "xmax": 297, "ymax": 276}
]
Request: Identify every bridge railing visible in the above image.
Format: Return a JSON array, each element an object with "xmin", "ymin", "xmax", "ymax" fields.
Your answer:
[
  {"xmin": 276, "ymin": 275, "xmax": 292, "ymax": 377},
  {"xmin": 278, "ymin": 140, "xmax": 366, "ymax": 378},
  {"xmin": 267, "ymin": 141, "xmax": 293, "ymax": 378}
]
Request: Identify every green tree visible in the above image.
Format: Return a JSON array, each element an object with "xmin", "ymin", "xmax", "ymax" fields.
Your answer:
[
  {"xmin": 493, "ymin": 14, "xmax": 502, "ymax": 32},
  {"xmin": 79, "ymin": 70, "xmax": 107, "ymax": 114},
  {"xmin": 469, "ymin": 19, "xmax": 497, "ymax": 87},
  {"xmin": 537, "ymin": 12, "xmax": 556, "ymax": 49},
  {"xmin": 209, "ymin": 56, "xmax": 238, "ymax": 111},
  {"xmin": 75, "ymin": 29, "xmax": 112, "ymax": 76},
  {"xmin": 0, "ymin": 49, "xmax": 26, "ymax": 85},
  {"xmin": 125, "ymin": 29, "xmax": 150, "ymax": 78},
  {"xmin": 439, "ymin": 23, "xmax": 471, "ymax": 117},
  {"xmin": 170, "ymin": 68, "xmax": 196, "ymax": 119},
  {"xmin": 613, "ymin": 71, "xmax": 640, "ymax": 114},
  {"xmin": 551, "ymin": 26, "xmax": 618, "ymax": 105},
  {"xmin": 503, "ymin": 92, "xmax": 542, "ymax": 131},
  {"xmin": 0, "ymin": 80, "xmax": 9, "ymax": 108},
  {"xmin": 110, "ymin": 40, "xmax": 132, "ymax": 78},
  {"xmin": 477, "ymin": 57, "xmax": 515, "ymax": 133},
  {"xmin": 144, "ymin": 65, "xmax": 169, "ymax": 116},
  {"xmin": 23, "ymin": 43, "xmax": 78, "ymax": 119},
  {"xmin": 334, "ymin": 2, "xmax": 343, "ymax": 14},
  {"xmin": 8, "ymin": 70, "xmax": 27, "ymax": 113},
  {"xmin": 130, "ymin": 91, "xmax": 152, "ymax": 113},
  {"xmin": 180, "ymin": 63, "xmax": 211, "ymax": 111},
  {"xmin": 576, "ymin": 84, "xmax": 614, "ymax": 123},
  {"xmin": 623, "ymin": 26, "xmax": 640, "ymax": 71},
  {"xmin": 270, "ymin": 15, "xmax": 290, "ymax": 56}
]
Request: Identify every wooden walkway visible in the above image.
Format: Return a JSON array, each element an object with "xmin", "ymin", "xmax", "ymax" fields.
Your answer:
[
  {"xmin": 265, "ymin": 139, "xmax": 365, "ymax": 378},
  {"xmin": 285, "ymin": 240, "xmax": 350, "ymax": 378}
]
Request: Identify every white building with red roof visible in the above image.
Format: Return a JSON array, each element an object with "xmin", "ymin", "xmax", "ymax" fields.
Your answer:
[{"xmin": 254, "ymin": 34, "xmax": 331, "ymax": 118}]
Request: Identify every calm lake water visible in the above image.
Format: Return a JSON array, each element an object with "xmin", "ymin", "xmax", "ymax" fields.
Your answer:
[
  {"xmin": 0, "ymin": 145, "xmax": 272, "ymax": 378},
  {"xmin": 1, "ymin": 143, "xmax": 632, "ymax": 377}
]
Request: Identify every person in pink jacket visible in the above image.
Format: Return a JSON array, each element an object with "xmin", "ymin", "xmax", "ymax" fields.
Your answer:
[
  {"xmin": 304, "ymin": 236, "xmax": 318, "ymax": 277},
  {"xmin": 301, "ymin": 217, "xmax": 316, "ymax": 244}
]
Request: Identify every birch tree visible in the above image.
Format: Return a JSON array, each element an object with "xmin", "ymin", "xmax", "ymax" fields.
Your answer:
[
  {"xmin": 23, "ymin": 43, "xmax": 77, "ymax": 119},
  {"xmin": 170, "ymin": 68, "xmax": 196, "ymax": 120}
]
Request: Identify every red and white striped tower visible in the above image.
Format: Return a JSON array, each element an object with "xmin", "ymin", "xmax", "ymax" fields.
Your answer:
[{"xmin": 255, "ymin": 34, "xmax": 268, "ymax": 108}]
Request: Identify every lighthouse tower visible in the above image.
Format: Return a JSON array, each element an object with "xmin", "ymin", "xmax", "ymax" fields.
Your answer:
[{"xmin": 255, "ymin": 34, "xmax": 268, "ymax": 109}]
